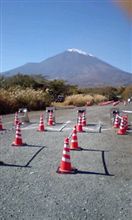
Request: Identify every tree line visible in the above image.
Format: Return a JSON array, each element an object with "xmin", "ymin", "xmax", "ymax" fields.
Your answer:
[{"xmin": 0, "ymin": 73, "xmax": 132, "ymax": 114}]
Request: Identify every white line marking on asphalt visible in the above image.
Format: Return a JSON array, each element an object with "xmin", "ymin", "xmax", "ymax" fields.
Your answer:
[
  {"xmin": 4, "ymin": 121, "xmax": 13, "ymax": 125},
  {"xmin": 63, "ymin": 127, "xmax": 112, "ymax": 132},
  {"xmin": 64, "ymin": 127, "xmax": 72, "ymax": 131},
  {"xmin": 21, "ymin": 124, "xmax": 38, "ymax": 130},
  {"xmin": 122, "ymin": 110, "xmax": 132, "ymax": 114},
  {"xmin": 21, "ymin": 121, "xmax": 72, "ymax": 131},
  {"xmin": 59, "ymin": 120, "xmax": 71, "ymax": 131},
  {"xmin": 101, "ymin": 128, "xmax": 112, "ymax": 131},
  {"xmin": 46, "ymin": 127, "xmax": 60, "ymax": 131}
]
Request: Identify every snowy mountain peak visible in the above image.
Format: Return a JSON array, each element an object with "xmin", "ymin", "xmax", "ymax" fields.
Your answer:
[
  {"xmin": 67, "ymin": 48, "xmax": 93, "ymax": 57},
  {"xmin": 67, "ymin": 48, "xmax": 87, "ymax": 55}
]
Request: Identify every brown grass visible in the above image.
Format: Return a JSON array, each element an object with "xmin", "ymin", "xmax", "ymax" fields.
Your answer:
[
  {"xmin": 93, "ymin": 94, "xmax": 107, "ymax": 104},
  {"xmin": 0, "ymin": 88, "xmax": 108, "ymax": 114},
  {"xmin": 52, "ymin": 94, "xmax": 107, "ymax": 107},
  {"xmin": 0, "ymin": 87, "xmax": 51, "ymax": 114}
]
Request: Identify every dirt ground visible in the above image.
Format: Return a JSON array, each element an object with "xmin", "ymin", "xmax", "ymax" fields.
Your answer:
[{"xmin": 0, "ymin": 103, "xmax": 132, "ymax": 220}]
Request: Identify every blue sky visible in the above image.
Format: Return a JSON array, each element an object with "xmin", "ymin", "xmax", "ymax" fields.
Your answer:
[{"xmin": 0, "ymin": 0, "xmax": 132, "ymax": 73}]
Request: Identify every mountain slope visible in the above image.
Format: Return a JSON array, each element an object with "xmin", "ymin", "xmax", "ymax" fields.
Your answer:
[{"xmin": 3, "ymin": 48, "xmax": 132, "ymax": 87}]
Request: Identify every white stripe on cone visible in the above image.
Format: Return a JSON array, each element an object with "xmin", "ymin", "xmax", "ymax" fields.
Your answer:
[
  {"xmin": 62, "ymin": 157, "xmax": 70, "ymax": 163},
  {"xmin": 71, "ymin": 140, "xmax": 77, "ymax": 143},
  {"xmin": 63, "ymin": 150, "xmax": 70, "ymax": 155}
]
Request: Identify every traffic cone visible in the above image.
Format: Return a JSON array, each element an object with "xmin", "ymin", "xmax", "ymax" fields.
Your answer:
[
  {"xmin": 57, "ymin": 137, "xmax": 77, "ymax": 174},
  {"xmin": 77, "ymin": 115, "xmax": 83, "ymax": 132},
  {"xmin": 0, "ymin": 116, "xmax": 4, "ymax": 131},
  {"xmin": 48, "ymin": 111, "xmax": 53, "ymax": 126},
  {"xmin": 113, "ymin": 114, "xmax": 120, "ymax": 128},
  {"xmin": 123, "ymin": 115, "xmax": 128, "ymax": 131},
  {"xmin": 70, "ymin": 126, "xmax": 82, "ymax": 151},
  {"xmin": 14, "ymin": 112, "xmax": 19, "ymax": 126},
  {"xmin": 117, "ymin": 117, "xmax": 126, "ymax": 135},
  {"xmin": 82, "ymin": 112, "xmax": 86, "ymax": 126},
  {"xmin": 12, "ymin": 123, "xmax": 26, "ymax": 146},
  {"xmin": 37, "ymin": 114, "xmax": 45, "ymax": 131}
]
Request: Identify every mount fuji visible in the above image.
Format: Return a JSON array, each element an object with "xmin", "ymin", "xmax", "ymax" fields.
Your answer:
[{"xmin": 2, "ymin": 48, "xmax": 132, "ymax": 87}]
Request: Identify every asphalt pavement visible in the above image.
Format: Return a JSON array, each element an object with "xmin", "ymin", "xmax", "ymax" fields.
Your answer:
[{"xmin": 0, "ymin": 103, "xmax": 132, "ymax": 220}]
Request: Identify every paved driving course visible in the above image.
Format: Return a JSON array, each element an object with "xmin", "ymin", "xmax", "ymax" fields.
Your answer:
[{"xmin": 0, "ymin": 103, "xmax": 132, "ymax": 220}]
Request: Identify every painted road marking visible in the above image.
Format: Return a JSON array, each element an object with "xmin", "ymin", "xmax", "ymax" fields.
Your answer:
[
  {"xmin": 3, "ymin": 119, "xmax": 112, "ymax": 132},
  {"xmin": 21, "ymin": 124, "xmax": 38, "ymax": 130},
  {"xmin": 122, "ymin": 110, "xmax": 132, "ymax": 114},
  {"xmin": 101, "ymin": 128, "xmax": 112, "ymax": 131},
  {"xmin": 59, "ymin": 120, "xmax": 71, "ymax": 131},
  {"xmin": 21, "ymin": 121, "xmax": 72, "ymax": 131},
  {"xmin": 4, "ymin": 121, "xmax": 13, "ymax": 125}
]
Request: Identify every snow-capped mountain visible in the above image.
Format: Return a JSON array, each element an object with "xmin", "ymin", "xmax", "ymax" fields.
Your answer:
[
  {"xmin": 2, "ymin": 48, "xmax": 132, "ymax": 87},
  {"xmin": 67, "ymin": 48, "xmax": 93, "ymax": 56}
]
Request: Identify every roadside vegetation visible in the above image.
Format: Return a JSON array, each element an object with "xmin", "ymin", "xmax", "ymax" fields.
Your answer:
[{"xmin": 0, "ymin": 74, "xmax": 131, "ymax": 114}]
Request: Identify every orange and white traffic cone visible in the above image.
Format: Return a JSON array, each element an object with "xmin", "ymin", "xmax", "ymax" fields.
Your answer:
[
  {"xmin": 37, "ymin": 114, "xmax": 45, "ymax": 131},
  {"xmin": 0, "ymin": 116, "xmax": 5, "ymax": 131},
  {"xmin": 82, "ymin": 112, "xmax": 86, "ymax": 126},
  {"xmin": 48, "ymin": 111, "xmax": 53, "ymax": 126},
  {"xmin": 117, "ymin": 117, "xmax": 126, "ymax": 135},
  {"xmin": 12, "ymin": 123, "xmax": 26, "ymax": 146},
  {"xmin": 113, "ymin": 114, "xmax": 120, "ymax": 128},
  {"xmin": 57, "ymin": 137, "xmax": 77, "ymax": 174},
  {"xmin": 14, "ymin": 112, "xmax": 19, "ymax": 126},
  {"xmin": 77, "ymin": 115, "xmax": 83, "ymax": 132},
  {"xmin": 70, "ymin": 126, "xmax": 82, "ymax": 151},
  {"xmin": 123, "ymin": 115, "xmax": 128, "ymax": 131}
]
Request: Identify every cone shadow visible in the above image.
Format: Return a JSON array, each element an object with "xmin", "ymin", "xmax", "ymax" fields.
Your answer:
[
  {"xmin": 0, "ymin": 161, "xmax": 31, "ymax": 168},
  {"xmin": 22, "ymin": 144, "xmax": 46, "ymax": 148},
  {"xmin": 102, "ymin": 151, "xmax": 110, "ymax": 175},
  {"xmin": 0, "ymin": 146, "xmax": 46, "ymax": 168},
  {"xmin": 77, "ymin": 170, "xmax": 113, "ymax": 176},
  {"xmin": 86, "ymin": 123, "xmax": 98, "ymax": 126},
  {"xmin": 55, "ymin": 122, "xmax": 64, "ymax": 125},
  {"xmin": 77, "ymin": 150, "xmax": 113, "ymax": 176},
  {"xmin": 56, "ymin": 167, "xmax": 78, "ymax": 175},
  {"xmin": 82, "ymin": 148, "xmax": 109, "ymax": 152},
  {"xmin": 25, "ymin": 146, "xmax": 45, "ymax": 167}
]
